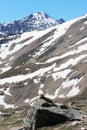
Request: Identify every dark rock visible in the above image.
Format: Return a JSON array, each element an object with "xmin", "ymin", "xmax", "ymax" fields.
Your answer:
[
  {"xmin": 60, "ymin": 104, "xmax": 68, "ymax": 109},
  {"xmin": 0, "ymin": 91, "xmax": 4, "ymax": 95},
  {"xmin": 0, "ymin": 113, "xmax": 11, "ymax": 117},
  {"xmin": 24, "ymin": 96, "xmax": 87, "ymax": 130}
]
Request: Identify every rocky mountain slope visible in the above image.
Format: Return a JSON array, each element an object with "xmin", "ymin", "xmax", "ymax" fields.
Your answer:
[
  {"xmin": 0, "ymin": 13, "xmax": 87, "ymax": 111},
  {"xmin": 0, "ymin": 12, "xmax": 64, "ymax": 38}
]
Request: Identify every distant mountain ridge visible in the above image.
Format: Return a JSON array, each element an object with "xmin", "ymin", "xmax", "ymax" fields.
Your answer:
[{"xmin": 0, "ymin": 12, "xmax": 65, "ymax": 38}]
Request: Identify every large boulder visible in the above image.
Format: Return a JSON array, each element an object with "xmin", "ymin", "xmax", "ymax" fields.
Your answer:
[{"xmin": 24, "ymin": 95, "xmax": 87, "ymax": 130}]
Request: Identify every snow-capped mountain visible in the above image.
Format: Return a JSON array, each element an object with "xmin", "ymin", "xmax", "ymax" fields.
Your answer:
[
  {"xmin": 0, "ymin": 14, "xmax": 87, "ymax": 109},
  {"xmin": 0, "ymin": 12, "xmax": 64, "ymax": 38}
]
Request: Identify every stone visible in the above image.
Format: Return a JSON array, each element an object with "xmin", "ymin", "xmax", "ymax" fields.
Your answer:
[{"xmin": 24, "ymin": 96, "xmax": 87, "ymax": 130}]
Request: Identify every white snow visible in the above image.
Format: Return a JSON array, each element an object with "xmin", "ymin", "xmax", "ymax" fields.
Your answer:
[
  {"xmin": 45, "ymin": 76, "xmax": 83, "ymax": 99},
  {"xmin": 53, "ymin": 54, "xmax": 87, "ymax": 72},
  {"xmin": 67, "ymin": 86, "xmax": 80, "ymax": 97},
  {"xmin": 9, "ymin": 56, "xmax": 14, "ymax": 61},
  {"xmin": 25, "ymin": 68, "xmax": 30, "ymax": 71},
  {"xmin": 45, "ymin": 93, "xmax": 57, "ymax": 99},
  {"xmin": 15, "ymin": 66, "xmax": 20, "ymax": 69},
  {"xmin": 0, "ymin": 61, "xmax": 3, "ymax": 65},
  {"xmin": 40, "ymin": 38, "xmax": 87, "ymax": 65},
  {"xmin": 24, "ymin": 82, "xmax": 28, "ymax": 85},
  {"xmin": 0, "ymin": 87, "xmax": 12, "ymax": 96},
  {"xmin": 68, "ymin": 35, "xmax": 72, "ymax": 38},
  {"xmin": 62, "ymin": 77, "xmax": 83, "ymax": 89},
  {"xmin": 69, "ymin": 37, "xmax": 87, "ymax": 48},
  {"xmin": 0, "ymin": 28, "xmax": 55, "ymax": 59},
  {"xmin": 59, "ymin": 94, "xmax": 65, "ymax": 98},
  {"xmin": 29, "ymin": 96, "xmax": 40, "ymax": 106},
  {"xmin": 84, "ymin": 21, "xmax": 87, "ymax": 24},
  {"xmin": 51, "ymin": 69, "xmax": 72, "ymax": 81},
  {"xmin": 45, "ymin": 85, "xmax": 62, "ymax": 99},
  {"xmin": 0, "ymin": 63, "xmax": 56, "ymax": 85},
  {"xmin": 0, "ymin": 95, "xmax": 14, "ymax": 109},
  {"xmin": 4, "ymin": 88, "xmax": 12, "ymax": 96},
  {"xmin": 80, "ymin": 26, "xmax": 85, "ymax": 30},
  {"xmin": 24, "ymin": 98, "xmax": 30, "ymax": 103},
  {"xmin": 0, "ymin": 66, "xmax": 11, "ymax": 74},
  {"xmin": 38, "ymin": 89, "xmax": 43, "ymax": 95},
  {"xmin": 40, "ymin": 84, "xmax": 44, "ymax": 88},
  {"xmin": 45, "ymin": 49, "xmax": 77, "ymax": 63},
  {"xmin": 34, "ymin": 79, "xmax": 40, "ymax": 84},
  {"xmin": 0, "ymin": 14, "xmax": 82, "ymax": 60},
  {"xmin": 38, "ymin": 84, "xmax": 44, "ymax": 96}
]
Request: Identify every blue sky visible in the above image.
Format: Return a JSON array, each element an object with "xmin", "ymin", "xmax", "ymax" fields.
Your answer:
[{"xmin": 0, "ymin": 0, "xmax": 87, "ymax": 23}]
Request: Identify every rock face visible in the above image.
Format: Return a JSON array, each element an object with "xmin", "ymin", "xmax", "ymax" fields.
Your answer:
[{"xmin": 24, "ymin": 96, "xmax": 87, "ymax": 130}]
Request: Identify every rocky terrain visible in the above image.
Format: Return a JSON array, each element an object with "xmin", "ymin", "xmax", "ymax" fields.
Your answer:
[
  {"xmin": 0, "ymin": 95, "xmax": 87, "ymax": 130},
  {"xmin": 0, "ymin": 12, "xmax": 87, "ymax": 129},
  {"xmin": 24, "ymin": 95, "xmax": 87, "ymax": 130}
]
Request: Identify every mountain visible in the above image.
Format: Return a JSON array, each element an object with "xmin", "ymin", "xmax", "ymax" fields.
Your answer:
[
  {"xmin": 0, "ymin": 13, "xmax": 87, "ymax": 110},
  {"xmin": 0, "ymin": 12, "xmax": 64, "ymax": 38}
]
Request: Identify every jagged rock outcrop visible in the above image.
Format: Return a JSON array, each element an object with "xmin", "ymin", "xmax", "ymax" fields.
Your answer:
[{"xmin": 24, "ymin": 96, "xmax": 87, "ymax": 130}]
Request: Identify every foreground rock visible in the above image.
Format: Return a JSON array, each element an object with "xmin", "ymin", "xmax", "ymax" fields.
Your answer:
[{"xmin": 23, "ymin": 95, "xmax": 87, "ymax": 130}]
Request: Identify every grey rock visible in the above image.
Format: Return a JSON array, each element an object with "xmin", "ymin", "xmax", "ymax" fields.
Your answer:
[
  {"xmin": 0, "ymin": 91, "xmax": 4, "ymax": 95},
  {"xmin": 24, "ymin": 96, "xmax": 87, "ymax": 130}
]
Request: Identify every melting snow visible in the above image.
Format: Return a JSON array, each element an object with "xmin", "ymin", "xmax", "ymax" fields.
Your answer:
[
  {"xmin": 24, "ymin": 82, "xmax": 28, "ymax": 85},
  {"xmin": 53, "ymin": 54, "xmax": 87, "ymax": 71},
  {"xmin": 0, "ymin": 15, "xmax": 81, "ymax": 60},
  {"xmin": 51, "ymin": 69, "xmax": 72, "ymax": 81},
  {"xmin": 40, "ymin": 84, "xmax": 44, "ymax": 88},
  {"xmin": 67, "ymin": 86, "xmax": 80, "ymax": 97},
  {"xmin": 24, "ymin": 98, "xmax": 30, "ymax": 103},
  {"xmin": 34, "ymin": 79, "xmax": 40, "ymax": 84},
  {"xmin": 59, "ymin": 94, "xmax": 65, "ymax": 98},
  {"xmin": 38, "ymin": 89, "xmax": 43, "ymax": 95},
  {"xmin": 0, "ymin": 66, "xmax": 11, "ymax": 74},
  {"xmin": 62, "ymin": 77, "xmax": 83, "ymax": 89},
  {"xmin": 80, "ymin": 26, "xmax": 85, "ymax": 30},
  {"xmin": 0, "ymin": 95, "xmax": 14, "ymax": 109},
  {"xmin": 0, "ymin": 63, "xmax": 56, "ymax": 85}
]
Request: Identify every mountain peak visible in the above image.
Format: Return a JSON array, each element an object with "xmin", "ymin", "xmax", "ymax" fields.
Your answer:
[
  {"xmin": 0, "ymin": 12, "xmax": 65, "ymax": 38},
  {"xmin": 27, "ymin": 12, "xmax": 53, "ymax": 19}
]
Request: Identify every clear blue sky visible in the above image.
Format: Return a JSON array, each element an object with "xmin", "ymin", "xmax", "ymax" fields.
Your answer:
[{"xmin": 0, "ymin": 0, "xmax": 87, "ymax": 23}]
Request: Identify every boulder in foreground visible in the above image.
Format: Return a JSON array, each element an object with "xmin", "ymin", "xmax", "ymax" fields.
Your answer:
[{"xmin": 24, "ymin": 95, "xmax": 87, "ymax": 130}]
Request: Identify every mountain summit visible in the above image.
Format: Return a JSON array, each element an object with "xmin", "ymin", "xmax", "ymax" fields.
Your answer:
[{"xmin": 0, "ymin": 12, "xmax": 65, "ymax": 38}]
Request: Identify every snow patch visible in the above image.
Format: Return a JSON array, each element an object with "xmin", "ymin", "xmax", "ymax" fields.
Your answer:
[
  {"xmin": 0, "ymin": 63, "xmax": 56, "ymax": 85},
  {"xmin": 67, "ymin": 86, "xmax": 80, "ymax": 97},
  {"xmin": 51, "ymin": 69, "xmax": 72, "ymax": 81},
  {"xmin": 80, "ymin": 26, "xmax": 85, "ymax": 30},
  {"xmin": 59, "ymin": 94, "xmax": 65, "ymax": 98},
  {"xmin": 62, "ymin": 77, "xmax": 83, "ymax": 89},
  {"xmin": 24, "ymin": 98, "xmax": 30, "ymax": 103},
  {"xmin": 0, "ymin": 95, "xmax": 14, "ymax": 109},
  {"xmin": 38, "ymin": 89, "xmax": 43, "ymax": 95},
  {"xmin": 0, "ymin": 66, "xmax": 11, "ymax": 74}
]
